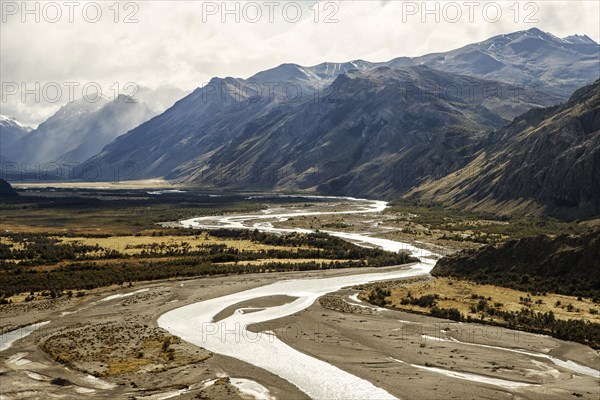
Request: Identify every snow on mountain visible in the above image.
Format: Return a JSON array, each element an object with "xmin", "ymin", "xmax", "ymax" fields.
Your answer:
[
  {"xmin": 0, "ymin": 115, "xmax": 34, "ymax": 164},
  {"xmin": 0, "ymin": 115, "xmax": 33, "ymax": 132}
]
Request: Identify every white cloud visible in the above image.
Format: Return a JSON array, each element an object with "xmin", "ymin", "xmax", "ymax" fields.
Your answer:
[{"xmin": 1, "ymin": 0, "xmax": 598, "ymax": 126}]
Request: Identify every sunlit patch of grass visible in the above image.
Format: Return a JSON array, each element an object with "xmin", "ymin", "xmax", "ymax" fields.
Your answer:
[
  {"xmin": 379, "ymin": 277, "xmax": 600, "ymax": 324},
  {"xmin": 58, "ymin": 233, "xmax": 308, "ymax": 255}
]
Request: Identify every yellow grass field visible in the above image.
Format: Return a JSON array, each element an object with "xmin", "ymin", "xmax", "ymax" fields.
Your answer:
[
  {"xmin": 384, "ymin": 277, "xmax": 600, "ymax": 324},
  {"xmin": 216, "ymin": 258, "xmax": 350, "ymax": 266},
  {"xmin": 59, "ymin": 233, "xmax": 309, "ymax": 254}
]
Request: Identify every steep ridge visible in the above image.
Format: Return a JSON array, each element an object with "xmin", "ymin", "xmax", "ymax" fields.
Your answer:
[
  {"xmin": 85, "ymin": 77, "xmax": 278, "ymax": 180},
  {"xmin": 408, "ymin": 80, "xmax": 600, "ymax": 219}
]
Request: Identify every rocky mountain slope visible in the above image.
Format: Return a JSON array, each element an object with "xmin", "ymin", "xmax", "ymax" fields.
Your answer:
[{"xmin": 408, "ymin": 80, "xmax": 600, "ymax": 219}]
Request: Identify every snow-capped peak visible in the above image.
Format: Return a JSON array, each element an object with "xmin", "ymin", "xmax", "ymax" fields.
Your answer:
[
  {"xmin": 0, "ymin": 115, "xmax": 33, "ymax": 131},
  {"xmin": 561, "ymin": 34, "xmax": 597, "ymax": 45}
]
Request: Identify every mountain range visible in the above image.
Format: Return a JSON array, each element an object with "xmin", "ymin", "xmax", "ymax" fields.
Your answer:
[
  {"xmin": 170, "ymin": 66, "xmax": 558, "ymax": 195},
  {"xmin": 0, "ymin": 96, "xmax": 154, "ymax": 168},
  {"xmin": 244, "ymin": 27, "xmax": 598, "ymax": 99},
  {"xmin": 240, "ymin": 28, "xmax": 598, "ymax": 99},
  {"xmin": 2, "ymin": 28, "xmax": 599, "ymax": 218},
  {"xmin": 387, "ymin": 28, "xmax": 598, "ymax": 97}
]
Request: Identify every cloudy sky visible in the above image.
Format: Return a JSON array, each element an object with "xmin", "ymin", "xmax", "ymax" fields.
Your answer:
[{"xmin": 1, "ymin": 0, "xmax": 599, "ymax": 126}]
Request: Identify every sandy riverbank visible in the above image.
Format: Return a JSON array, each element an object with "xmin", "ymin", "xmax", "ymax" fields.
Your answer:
[{"xmin": 264, "ymin": 287, "xmax": 600, "ymax": 400}]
